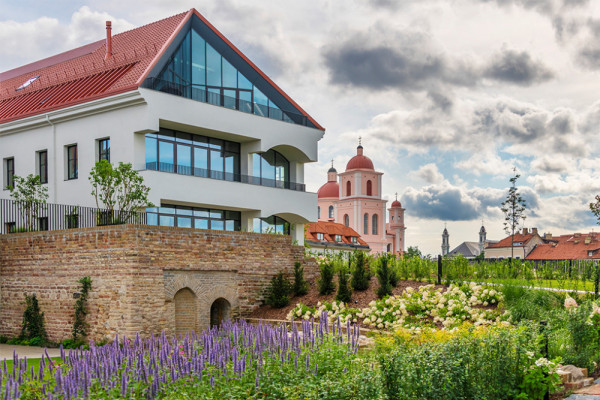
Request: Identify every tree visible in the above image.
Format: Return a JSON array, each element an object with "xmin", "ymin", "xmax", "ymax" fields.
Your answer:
[
  {"xmin": 351, "ymin": 250, "xmax": 370, "ymax": 291},
  {"xmin": 292, "ymin": 262, "xmax": 308, "ymax": 296},
  {"xmin": 89, "ymin": 160, "xmax": 153, "ymax": 224},
  {"xmin": 591, "ymin": 195, "xmax": 600, "ymax": 225},
  {"xmin": 376, "ymin": 254, "xmax": 394, "ymax": 299},
  {"xmin": 500, "ymin": 170, "xmax": 527, "ymax": 260},
  {"xmin": 404, "ymin": 246, "xmax": 423, "ymax": 259},
  {"xmin": 265, "ymin": 272, "xmax": 292, "ymax": 308},
  {"xmin": 336, "ymin": 268, "xmax": 352, "ymax": 303},
  {"xmin": 8, "ymin": 174, "xmax": 49, "ymax": 231}
]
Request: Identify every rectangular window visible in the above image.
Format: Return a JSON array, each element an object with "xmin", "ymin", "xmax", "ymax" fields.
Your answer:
[
  {"xmin": 38, "ymin": 217, "xmax": 49, "ymax": 231},
  {"xmin": 316, "ymin": 233, "xmax": 324, "ymax": 241},
  {"xmin": 4, "ymin": 158, "xmax": 15, "ymax": 189},
  {"xmin": 98, "ymin": 138, "xmax": 110, "ymax": 162},
  {"xmin": 66, "ymin": 213, "xmax": 79, "ymax": 229},
  {"xmin": 146, "ymin": 204, "xmax": 241, "ymax": 232},
  {"xmin": 37, "ymin": 151, "xmax": 48, "ymax": 184},
  {"xmin": 5, "ymin": 222, "xmax": 16, "ymax": 233},
  {"xmin": 67, "ymin": 145, "xmax": 78, "ymax": 180}
]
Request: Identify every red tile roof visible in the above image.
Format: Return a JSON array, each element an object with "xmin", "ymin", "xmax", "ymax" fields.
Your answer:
[
  {"xmin": 0, "ymin": 9, "xmax": 324, "ymax": 130},
  {"xmin": 305, "ymin": 221, "xmax": 369, "ymax": 247},
  {"xmin": 527, "ymin": 233, "xmax": 600, "ymax": 260},
  {"xmin": 487, "ymin": 233, "xmax": 536, "ymax": 248}
]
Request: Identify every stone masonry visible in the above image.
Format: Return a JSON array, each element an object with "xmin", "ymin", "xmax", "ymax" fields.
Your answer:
[{"xmin": 0, "ymin": 225, "xmax": 317, "ymax": 342}]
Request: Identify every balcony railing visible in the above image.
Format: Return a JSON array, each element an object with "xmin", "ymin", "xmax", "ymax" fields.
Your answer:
[
  {"xmin": 141, "ymin": 77, "xmax": 311, "ymax": 127},
  {"xmin": 0, "ymin": 198, "xmax": 146, "ymax": 234},
  {"xmin": 144, "ymin": 161, "xmax": 306, "ymax": 192}
]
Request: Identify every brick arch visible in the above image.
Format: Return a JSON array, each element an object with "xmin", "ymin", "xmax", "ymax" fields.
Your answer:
[{"xmin": 174, "ymin": 288, "xmax": 198, "ymax": 336}]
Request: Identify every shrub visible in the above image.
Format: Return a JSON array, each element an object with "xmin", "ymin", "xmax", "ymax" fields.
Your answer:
[
  {"xmin": 20, "ymin": 293, "xmax": 47, "ymax": 344},
  {"xmin": 351, "ymin": 251, "xmax": 370, "ymax": 291},
  {"xmin": 318, "ymin": 260, "xmax": 336, "ymax": 295},
  {"xmin": 73, "ymin": 276, "xmax": 92, "ymax": 342},
  {"xmin": 336, "ymin": 268, "xmax": 352, "ymax": 303},
  {"xmin": 376, "ymin": 255, "xmax": 393, "ymax": 299},
  {"xmin": 293, "ymin": 262, "xmax": 308, "ymax": 296},
  {"xmin": 265, "ymin": 272, "xmax": 292, "ymax": 308}
]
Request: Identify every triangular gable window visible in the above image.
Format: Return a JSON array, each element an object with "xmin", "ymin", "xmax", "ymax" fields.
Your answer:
[{"xmin": 148, "ymin": 26, "xmax": 294, "ymax": 124}]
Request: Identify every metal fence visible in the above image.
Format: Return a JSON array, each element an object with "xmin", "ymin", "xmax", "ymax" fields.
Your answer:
[{"xmin": 0, "ymin": 198, "xmax": 147, "ymax": 234}]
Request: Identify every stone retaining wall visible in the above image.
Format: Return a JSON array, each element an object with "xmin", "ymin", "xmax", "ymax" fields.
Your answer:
[{"xmin": 0, "ymin": 225, "xmax": 317, "ymax": 342}]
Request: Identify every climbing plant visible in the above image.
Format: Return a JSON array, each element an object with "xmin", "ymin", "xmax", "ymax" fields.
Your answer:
[{"xmin": 72, "ymin": 276, "xmax": 92, "ymax": 342}]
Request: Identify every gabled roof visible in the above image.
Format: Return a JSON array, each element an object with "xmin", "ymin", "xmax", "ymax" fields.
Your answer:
[
  {"xmin": 487, "ymin": 233, "xmax": 536, "ymax": 248},
  {"xmin": 305, "ymin": 221, "xmax": 369, "ymax": 247},
  {"xmin": 449, "ymin": 242, "xmax": 481, "ymax": 258},
  {"xmin": 526, "ymin": 232, "xmax": 600, "ymax": 260},
  {"xmin": 0, "ymin": 9, "xmax": 323, "ymax": 130}
]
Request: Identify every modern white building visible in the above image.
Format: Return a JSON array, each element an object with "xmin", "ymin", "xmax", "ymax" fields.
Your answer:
[{"xmin": 0, "ymin": 9, "xmax": 324, "ymax": 243}]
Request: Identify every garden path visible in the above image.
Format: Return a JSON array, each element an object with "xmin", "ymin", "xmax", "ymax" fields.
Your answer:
[
  {"xmin": 566, "ymin": 378, "xmax": 600, "ymax": 399},
  {"xmin": 0, "ymin": 344, "xmax": 61, "ymax": 360}
]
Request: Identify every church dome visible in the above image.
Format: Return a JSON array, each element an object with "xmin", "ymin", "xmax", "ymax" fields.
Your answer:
[
  {"xmin": 391, "ymin": 200, "xmax": 402, "ymax": 208},
  {"xmin": 318, "ymin": 181, "xmax": 339, "ymax": 198},
  {"xmin": 346, "ymin": 145, "xmax": 374, "ymax": 171},
  {"xmin": 328, "ymin": 166, "xmax": 337, "ymax": 173}
]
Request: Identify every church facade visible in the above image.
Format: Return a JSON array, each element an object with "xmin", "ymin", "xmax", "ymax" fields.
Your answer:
[{"xmin": 317, "ymin": 143, "xmax": 406, "ymax": 254}]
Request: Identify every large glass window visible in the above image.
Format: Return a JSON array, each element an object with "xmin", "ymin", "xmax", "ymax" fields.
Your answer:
[
  {"xmin": 145, "ymin": 129, "xmax": 240, "ymax": 181},
  {"xmin": 4, "ymin": 158, "xmax": 14, "ymax": 189},
  {"xmin": 67, "ymin": 145, "xmax": 77, "ymax": 180},
  {"xmin": 37, "ymin": 151, "xmax": 48, "ymax": 184},
  {"xmin": 253, "ymin": 215, "xmax": 290, "ymax": 235},
  {"xmin": 99, "ymin": 138, "xmax": 110, "ymax": 162},
  {"xmin": 154, "ymin": 26, "xmax": 292, "ymax": 123},
  {"xmin": 146, "ymin": 204, "xmax": 241, "ymax": 232},
  {"xmin": 252, "ymin": 149, "xmax": 289, "ymax": 188}
]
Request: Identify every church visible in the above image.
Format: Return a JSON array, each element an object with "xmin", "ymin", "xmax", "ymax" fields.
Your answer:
[{"xmin": 316, "ymin": 141, "xmax": 406, "ymax": 254}]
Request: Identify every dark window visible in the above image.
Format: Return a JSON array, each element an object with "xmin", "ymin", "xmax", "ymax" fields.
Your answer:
[
  {"xmin": 328, "ymin": 205, "xmax": 334, "ymax": 219},
  {"xmin": 367, "ymin": 180, "xmax": 372, "ymax": 196},
  {"xmin": 5, "ymin": 222, "xmax": 16, "ymax": 233},
  {"xmin": 99, "ymin": 138, "xmax": 110, "ymax": 162},
  {"xmin": 364, "ymin": 213, "xmax": 368, "ymax": 235},
  {"xmin": 146, "ymin": 205, "xmax": 241, "ymax": 232},
  {"xmin": 38, "ymin": 217, "xmax": 48, "ymax": 231},
  {"xmin": 317, "ymin": 206, "xmax": 320, "ymax": 219},
  {"xmin": 145, "ymin": 130, "xmax": 240, "ymax": 180},
  {"xmin": 344, "ymin": 214, "xmax": 349, "ymax": 227},
  {"xmin": 346, "ymin": 181, "xmax": 351, "ymax": 196},
  {"xmin": 335, "ymin": 235, "xmax": 342, "ymax": 242},
  {"xmin": 372, "ymin": 214, "xmax": 378, "ymax": 235},
  {"xmin": 66, "ymin": 213, "xmax": 79, "ymax": 229},
  {"xmin": 253, "ymin": 215, "xmax": 290, "ymax": 235},
  {"xmin": 5, "ymin": 158, "xmax": 14, "ymax": 189},
  {"xmin": 67, "ymin": 145, "xmax": 78, "ymax": 180},
  {"xmin": 38, "ymin": 151, "xmax": 48, "ymax": 184},
  {"xmin": 252, "ymin": 149, "xmax": 290, "ymax": 188}
]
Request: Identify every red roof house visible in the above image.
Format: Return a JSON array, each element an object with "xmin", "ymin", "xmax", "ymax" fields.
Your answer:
[{"xmin": 526, "ymin": 232, "xmax": 600, "ymax": 261}]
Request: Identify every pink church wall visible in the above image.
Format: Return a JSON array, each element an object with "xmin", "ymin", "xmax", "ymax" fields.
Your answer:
[
  {"xmin": 318, "ymin": 198, "xmax": 337, "ymax": 221},
  {"xmin": 361, "ymin": 174, "xmax": 379, "ymax": 196}
]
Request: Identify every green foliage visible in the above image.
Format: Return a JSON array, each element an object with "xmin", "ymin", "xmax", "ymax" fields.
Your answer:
[
  {"xmin": 501, "ymin": 285, "xmax": 560, "ymax": 323},
  {"xmin": 336, "ymin": 268, "xmax": 352, "ymax": 303},
  {"xmin": 376, "ymin": 254, "xmax": 393, "ymax": 299},
  {"xmin": 8, "ymin": 174, "xmax": 49, "ymax": 232},
  {"xmin": 351, "ymin": 250, "xmax": 370, "ymax": 291},
  {"xmin": 500, "ymin": 171, "xmax": 527, "ymax": 259},
  {"xmin": 89, "ymin": 160, "xmax": 153, "ymax": 224},
  {"xmin": 591, "ymin": 194, "xmax": 600, "ymax": 225},
  {"xmin": 72, "ymin": 276, "xmax": 92, "ymax": 342},
  {"xmin": 265, "ymin": 272, "xmax": 292, "ymax": 308},
  {"xmin": 292, "ymin": 262, "xmax": 308, "ymax": 296},
  {"xmin": 318, "ymin": 260, "xmax": 336, "ymax": 295},
  {"xmin": 404, "ymin": 246, "xmax": 423, "ymax": 259},
  {"xmin": 20, "ymin": 294, "xmax": 47, "ymax": 344}
]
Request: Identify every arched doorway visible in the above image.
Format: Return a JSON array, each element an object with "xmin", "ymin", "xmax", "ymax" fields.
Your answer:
[
  {"xmin": 174, "ymin": 288, "xmax": 197, "ymax": 335},
  {"xmin": 210, "ymin": 298, "xmax": 231, "ymax": 328}
]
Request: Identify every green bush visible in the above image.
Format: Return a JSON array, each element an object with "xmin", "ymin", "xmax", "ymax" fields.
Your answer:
[
  {"xmin": 376, "ymin": 255, "xmax": 393, "ymax": 299},
  {"xmin": 0, "ymin": 335, "xmax": 7, "ymax": 344},
  {"xmin": 501, "ymin": 285, "xmax": 561, "ymax": 323},
  {"xmin": 73, "ymin": 276, "xmax": 92, "ymax": 342},
  {"xmin": 265, "ymin": 272, "xmax": 292, "ymax": 308},
  {"xmin": 318, "ymin": 260, "xmax": 336, "ymax": 295},
  {"xmin": 351, "ymin": 251, "xmax": 370, "ymax": 291},
  {"xmin": 293, "ymin": 262, "xmax": 308, "ymax": 296},
  {"xmin": 336, "ymin": 268, "xmax": 352, "ymax": 303},
  {"xmin": 20, "ymin": 293, "xmax": 47, "ymax": 344}
]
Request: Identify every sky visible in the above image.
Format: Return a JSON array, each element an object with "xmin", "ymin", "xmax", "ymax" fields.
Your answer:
[{"xmin": 1, "ymin": 0, "xmax": 600, "ymax": 256}]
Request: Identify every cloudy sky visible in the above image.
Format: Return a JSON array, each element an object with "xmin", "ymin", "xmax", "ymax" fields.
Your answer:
[{"xmin": 2, "ymin": 0, "xmax": 600, "ymax": 255}]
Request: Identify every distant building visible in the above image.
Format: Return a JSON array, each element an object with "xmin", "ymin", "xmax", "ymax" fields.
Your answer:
[
  {"xmin": 304, "ymin": 221, "xmax": 370, "ymax": 255},
  {"xmin": 444, "ymin": 224, "xmax": 493, "ymax": 259},
  {"xmin": 485, "ymin": 228, "xmax": 543, "ymax": 260},
  {"xmin": 526, "ymin": 232, "xmax": 600, "ymax": 262},
  {"xmin": 316, "ymin": 142, "xmax": 406, "ymax": 254}
]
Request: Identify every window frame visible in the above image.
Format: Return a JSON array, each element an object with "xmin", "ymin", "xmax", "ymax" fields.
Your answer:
[
  {"xmin": 344, "ymin": 214, "xmax": 349, "ymax": 227},
  {"xmin": 328, "ymin": 205, "xmax": 334, "ymax": 219},
  {"xmin": 98, "ymin": 138, "xmax": 110, "ymax": 162},
  {"xmin": 363, "ymin": 213, "xmax": 368, "ymax": 235},
  {"xmin": 316, "ymin": 232, "xmax": 324, "ymax": 241},
  {"xmin": 37, "ymin": 150, "xmax": 48, "ymax": 184},
  {"xmin": 4, "ymin": 157, "xmax": 15, "ymax": 189},
  {"xmin": 367, "ymin": 180, "xmax": 372, "ymax": 196},
  {"xmin": 346, "ymin": 181, "xmax": 351, "ymax": 196},
  {"xmin": 66, "ymin": 145, "xmax": 78, "ymax": 180},
  {"xmin": 372, "ymin": 214, "xmax": 378, "ymax": 235}
]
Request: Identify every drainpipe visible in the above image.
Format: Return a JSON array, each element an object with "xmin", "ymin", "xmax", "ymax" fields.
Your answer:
[{"xmin": 46, "ymin": 114, "xmax": 57, "ymax": 203}]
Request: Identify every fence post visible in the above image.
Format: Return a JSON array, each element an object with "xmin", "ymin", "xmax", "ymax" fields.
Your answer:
[
  {"xmin": 539, "ymin": 320, "xmax": 549, "ymax": 400},
  {"xmin": 437, "ymin": 255, "xmax": 442, "ymax": 285}
]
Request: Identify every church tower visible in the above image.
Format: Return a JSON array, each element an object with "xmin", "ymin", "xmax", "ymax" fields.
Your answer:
[
  {"xmin": 479, "ymin": 224, "xmax": 487, "ymax": 254},
  {"xmin": 442, "ymin": 226, "xmax": 449, "ymax": 256},
  {"xmin": 388, "ymin": 193, "xmax": 406, "ymax": 253}
]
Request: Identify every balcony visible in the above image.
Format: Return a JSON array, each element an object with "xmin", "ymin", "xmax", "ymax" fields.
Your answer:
[
  {"xmin": 142, "ymin": 78, "xmax": 311, "ymax": 127},
  {"xmin": 144, "ymin": 161, "xmax": 306, "ymax": 192}
]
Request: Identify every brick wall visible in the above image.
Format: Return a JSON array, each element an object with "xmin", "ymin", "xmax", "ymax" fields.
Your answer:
[{"xmin": 0, "ymin": 225, "xmax": 317, "ymax": 342}]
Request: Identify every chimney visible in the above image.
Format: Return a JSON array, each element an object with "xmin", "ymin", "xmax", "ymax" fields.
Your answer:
[
  {"xmin": 544, "ymin": 233, "xmax": 552, "ymax": 240},
  {"xmin": 105, "ymin": 21, "xmax": 113, "ymax": 60},
  {"xmin": 532, "ymin": 227, "xmax": 538, "ymax": 235},
  {"xmin": 585, "ymin": 236, "xmax": 591, "ymax": 245},
  {"xmin": 522, "ymin": 227, "xmax": 528, "ymax": 235}
]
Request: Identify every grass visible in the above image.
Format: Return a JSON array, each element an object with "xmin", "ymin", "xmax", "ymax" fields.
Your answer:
[
  {"xmin": 2, "ymin": 356, "xmax": 62, "ymax": 374},
  {"xmin": 478, "ymin": 278, "xmax": 597, "ymax": 292}
]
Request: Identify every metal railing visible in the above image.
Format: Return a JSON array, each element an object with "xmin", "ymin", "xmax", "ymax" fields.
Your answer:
[
  {"xmin": 0, "ymin": 198, "xmax": 147, "ymax": 234},
  {"xmin": 144, "ymin": 161, "xmax": 306, "ymax": 192},
  {"xmin": 141, "ymin": 77, "xmax": 310, "ymax": 127}
]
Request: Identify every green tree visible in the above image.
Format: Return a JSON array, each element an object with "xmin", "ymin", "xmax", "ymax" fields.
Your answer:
[
  {"xmin": 72, "ymin": 277, "xmax": 92, "ymax": 343},
  {"xmin": 336, "ymin": 267, "xmax": 352, "ymax": 303},
  {"xmin": 265, "ymin": 272, "xmax": 292, "ymax": 308},
  {"xmin": 351, "ymin": 250, "xmax": 370, "ymax": 291},
  {"xmin": 404, "ymin": 246, "xmax": 423, "ymax": 259},
  {"xmin": 89, "ymin": 160, "xmax": 153, "ymax": 224},
  {"xmin": 20, "ymin": 294, "xmax": 47, "ymax": 343},
  {"xmin": 376, "ymin": 254, "xmax": 394, "ymax": 299},
  {"xmin": 501, "ymin": 170, "xmax": 527, "ymax": 260},
  {"xmin": 591, "ymin": 195, "xmax": 600, "ymax": 225},
  {"xmin": 318, "ymin": 260, "xmax": 336, "ymax": 295},
  {"xmin": 8, "ymin": 174, "xmax": 49, "ymax": 232},
  {"xmin": 292, "ymin": 262, "xmax": 308, "ymax": 296}
]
